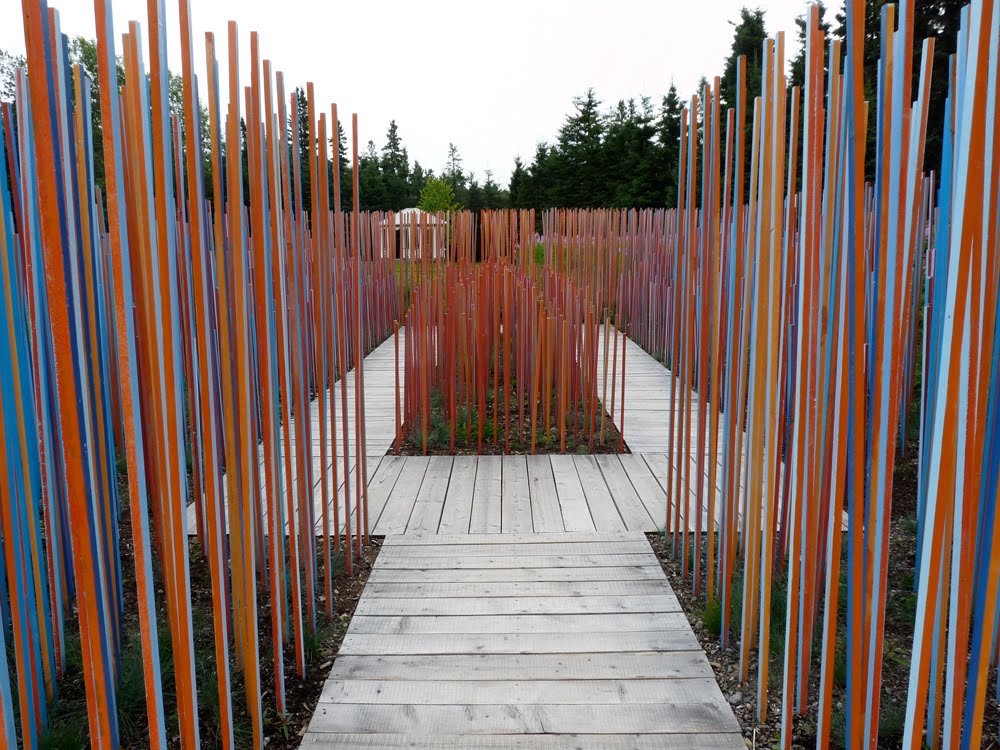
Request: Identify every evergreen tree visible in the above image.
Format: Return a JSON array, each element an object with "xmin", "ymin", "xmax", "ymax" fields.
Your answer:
[
  {"xmin": 604, "ymin": 97, "xmax": 659, "ymax": 207},
  {"xmin": 359, "ymin": 139, "xmax": 388, "ymax": 211},
  {"xmin": 380, "ymin": 119, "xmax": 409, "ymax": 210},
  {"xmin": 408, "ymin": 161, "xmax": 428, "ymax": 207},
  {"xmin": 553, "ymin": 88, "xmax": 606, "ymax": 206},
  {"xmin": 292, "ymin": 87, "xmax": 311, "ymax": 210},
  {"xmin": 526, "ymin": 142, "xmax": 553, "ymax": 213},
  {"xmin": 656, "ymin": 84, "xmax": 684, "ymax": 207},
  {"xmin": 443, "ymin": 142, "xmax": 467, "ymax": 204},
  {"xmin": 508, "ymin": 156, "xmax": 529, "ymax": 208},
  {"xmin": 466, "ymin": 172, "xmax": 484, "ymax": 213},
  {"xmin": 330, "ymin": 116, "xmax": 352, "ymax": 212},
  {"xmin": 482, "ymin": 170, "xmax": 508, "ymax": 209},
  {"xmin": 789, "ymin": 1, "xmax": 830, "ymax": 90},
  {"xmin": 0, "ymin": 49, "xmax": 23, "ymax": 101},
  {"xmin": 833, "ymin": 0, "xmax": 960, "ymax": 179},
  {"xmin": 720, "ymin": 7, "xmax": 767, "ymax": 197}
]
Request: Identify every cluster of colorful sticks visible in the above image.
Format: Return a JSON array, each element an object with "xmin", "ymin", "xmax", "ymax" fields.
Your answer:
[
  {"xmin": 396, "ymin": 217, "xmax": 627, "ymax": 453},
  {"xmin": 0, "ymin": 0, "xmax": 401, "ymax": 747},
  {"xmin": 631, "ymin": 2, "xmax": 997, "ymax": 748},
  {"xmin": 532, "ymin": 209, "xmax": 668, "ymax": 358}
]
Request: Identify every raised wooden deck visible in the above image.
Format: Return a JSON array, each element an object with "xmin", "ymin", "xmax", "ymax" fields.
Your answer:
[{"xmin": 302, "ymin": 531, "xmax": 743, "ymax": 749}]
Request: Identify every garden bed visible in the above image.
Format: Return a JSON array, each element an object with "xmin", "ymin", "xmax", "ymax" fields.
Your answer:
[
  {"xmin": 392, "ymin": 388, "xmax": 628, "ymax": 455},
  {"xmin": 648, "ymin": 444, "xmax": 999, "ymax": 749},
  {"xmin": 35, "ymin": 470, "xmax": 379, "ymax": 749}
]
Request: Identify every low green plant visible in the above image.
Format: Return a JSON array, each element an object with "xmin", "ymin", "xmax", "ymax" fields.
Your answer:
[
  {"xmin": 879, "ymin": 701, "xmax": 906, "ymax": 744},
  {"xmin": 703, "ymin": 597, "xmax": 723, "ymax": 637},
  {"xmin": 533, "ymin": 242, "xmax": 545, "ymax": 266}
]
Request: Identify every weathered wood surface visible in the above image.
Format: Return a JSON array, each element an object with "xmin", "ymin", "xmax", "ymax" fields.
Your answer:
[
  {"xmin": 186, "ymin": 330, "xmax": 406, "ymax": 534},
  {"xmin": 367, "ymin": 453, "xmax": 733, "ymax": 534},
  {"xmin": 185, "ymin": 324, "xmax": 812, "ymax": 538},
  {"xmin": 301, "ymin": 735, "xmax": 747, "ymax": 749},
  {"xmin": 303, "ymin": 532, "xmax": 742, "ymax": 748}
]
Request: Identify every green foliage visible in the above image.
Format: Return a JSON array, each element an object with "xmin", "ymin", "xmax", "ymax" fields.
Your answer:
[
  {"xmin": 879, "ymin": 701, "xmax": 907, "ymax": 744},
  {"xmin": 830, "ymin": 704, "xmax": 848, "ymax": 747},
  {"xmin": 834, "ymin": 639, "xmax": 848, "ymax": 689},
  {"xmin": 728, "ymin": 570, "xmax": 743, "ymax": 640},
  {"xmin": 719, "ymin": 8, "xmax": 767, "ymax": 198},
  {"xmin": 303, "ymin": 621, "xmax": 335, "ymax": 663},
  {"xmin": 442, "ymin": 142, "xmax": 466, "ymax": 201},
  {"xmin": 703, "ymin": 597, "xmax": 723, "ymax": 637},
  {"xmin": 0, "ymin": 48, "xmax": 25, "ymax": 101},
  {"xmin": 380, "ymin": 119, "xmax": 409, "ymax": 210},
  {"xmin": 509, "ymin": 157, "xmax": 529, "ymax": 208},
  {"xmin": 511, "ymin": 83, "xmax": 685, "ymax": 211},
  {"xmin": 418, "ymin": 176, "xmax": 459, "ymax": 214},
  {"xmin": 533, "ymin": 243, "xmax": 545, "ymax": 266}
]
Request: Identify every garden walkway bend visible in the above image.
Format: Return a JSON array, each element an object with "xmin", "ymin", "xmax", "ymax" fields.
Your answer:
[{"xmin": 297, "ymin": 329, "xmax": 744, "ymax": 749}]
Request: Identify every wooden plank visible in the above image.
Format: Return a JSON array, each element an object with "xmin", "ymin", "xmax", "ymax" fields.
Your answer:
[
  {"xmin": 372, "ymin": 553, "xmax": 659, "ymax": 569},
  {"xmin": 307, "ymin": 702, "xmax": 739, "ymax": 735},
  {"xmin": 549, "ymin": 455, "xmax": 595, "ymax": 532},
  {"xmin": 595, "ymin": 454, "xmax": 657, "ymax": 531},
  {"xmin": 354, "ymin": 594, "xmax": 682, "ymax": 617},
  {"xmin": 619, "ymin": 453, "xmax": 668, "ymax": 528},
  {"xmin": 366, "ymin": 566, "xmax": 668, "ymax": 584},
  {"xmin": 437, "ymin": 456, "xmax": 477, "ymax": 534},
  {"xmin": 501, "ymin": 455, "xmax": 532, "ymax": 533},
  {"xmin": 338, "ymin": 630, "xmax": 700, "ymax": 655},
  {"xmin": 573, "ymin": 455, "xmax": 627, "ymax": 531},
  {"xmin": 469, "ymin": 455, "xmax": 502, "ymax": 533},
  {"xmin": 329, "ymin": 652, "xmax": 713, "ymax": 681},
  {"xmin": 304, "ymin": 529, "xmax": 740, "ymax": 748},
  {"xmin": 319, "ymin": 677, "xmax": 727, "ymax": 705},
  {"xmin": 346, "ymin": 612, "xmax": 692, "ymax": 634},
  {"xmin": 363, "ymin": 579, "xmax": 670, "ymax": 599},
  {"xmin": 377, "ymin": 540, "xmax": 651, "ymax": 557},
  {"xmin": 365, "ymin": 454, "xmax": 406, "ymax": 531},
  {"xmin": 526, "ymin": 456, "xmax": 564, "ymax": 532},
  {"xmin": 405, "ymin": 456, "xmax": 454, "ymax": 534},
  {"xmin": 382, "ymin": 531, "xmax": 644, "ymax": 545},
  {"xmin": 373, "ymin": 456, "xmax": 429, "ymax": 535},
  {"xmin": 300, "ymin": 733, "xmax": 748, "ymax": 749},
  {"xmin": 641, "ymin": 452, "xmax": 669, "ymax": 489}
]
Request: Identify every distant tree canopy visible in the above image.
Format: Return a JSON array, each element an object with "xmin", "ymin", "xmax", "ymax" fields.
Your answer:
[
  {"xmin": 0, "ymin": 2, "xmax": 965, "ymax": 216},
  {"xmin": 508, "ymin": 86, "xmax": 685, "ymax": 213},
  {"xmin": 418, "ymin": 176, "xmax": 459, "ymax": 213},
  {"xmin": 509, "ymin": 0, "xmax": 961, "ymax": 211}
]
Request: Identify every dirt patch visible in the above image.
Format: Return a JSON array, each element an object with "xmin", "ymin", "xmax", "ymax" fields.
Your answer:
[
  {"xmin": 33, "ymin": 466, "xmax": 380, "ymax": 750},
  {"xmin": 648, "ymin": 503, "xmax": 999, "ymax": 747},
  {"xmin": 180, "ymin": 535, "xmax": 380, "ymax": 749},
  {"xmin": 392, "ymin": 389, "xmax": 628, "ymax": 455}
]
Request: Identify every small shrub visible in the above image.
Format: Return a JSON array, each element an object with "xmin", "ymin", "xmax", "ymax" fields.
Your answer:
[
  {"xmin": 834, "ymin": 641, "xmax": 848, "ymax": 689},
  {"xmin": 830, "ymin": 704, "xmax": 847, "ymax": 748},
  {"xmin": 703, "ymin": 597, "xmax": 723, "ymax": 637},
  {"xmin": 533, "ymin": 242, "xmax": 545, "ymax": 266},
  {"xmin": 879, "ymin": 701, "xmax": 906, "ymax": 744}
]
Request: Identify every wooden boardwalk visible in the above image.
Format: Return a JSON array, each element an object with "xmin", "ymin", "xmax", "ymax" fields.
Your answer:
[
  {"xmin": 185, "ymin": 327, "xmax": 803, "ymax": 537},
  {"xmin": 302, "ymin": 531, "xmax": 743, "ymax": 749},
  {"xmin": 185, "ymin": 331, "xmax": 405, "ymax": 534},
  {"xmin": 367, "ymin": 453, "xmax": 729, "ymax": 535},
  {"xmin": 597, "ymin": 328, "xmax": 683, "ymax": 454}
]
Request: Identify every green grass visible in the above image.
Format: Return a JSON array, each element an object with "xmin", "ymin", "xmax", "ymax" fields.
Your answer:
[
  {"xmin": 703, "ymin": 597, "xmax": 723, "ymax": 637},
  {"xmin": 533, "ymin": 242, "xmax": 545, "ymax": 266}
]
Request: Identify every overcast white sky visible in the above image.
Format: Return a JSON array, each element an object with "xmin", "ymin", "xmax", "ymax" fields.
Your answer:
[{"xmin": 2, "ymin": 1, "xmax": 809, "ymax": 185}]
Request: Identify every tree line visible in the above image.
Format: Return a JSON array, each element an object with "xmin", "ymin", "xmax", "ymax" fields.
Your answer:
[
  {"xmin": 509, "ymin": 0, "xmax": 962, "ymax": 213},
  {"xmin": 1, "ymin": 1, "xmax": 964, "ymax": 218}
]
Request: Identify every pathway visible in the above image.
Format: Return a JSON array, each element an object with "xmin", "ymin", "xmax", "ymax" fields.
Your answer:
[
  {"xmin": 185, "ymin": 330, "xmax": 405, "ymax": 534},
  {"xmin": 302, "ymin": 531, "xmax": 744, "ymax": 749},
  {"xmin": 365, "ymin": 453, "xmax": 702, "ymax": 535}
]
